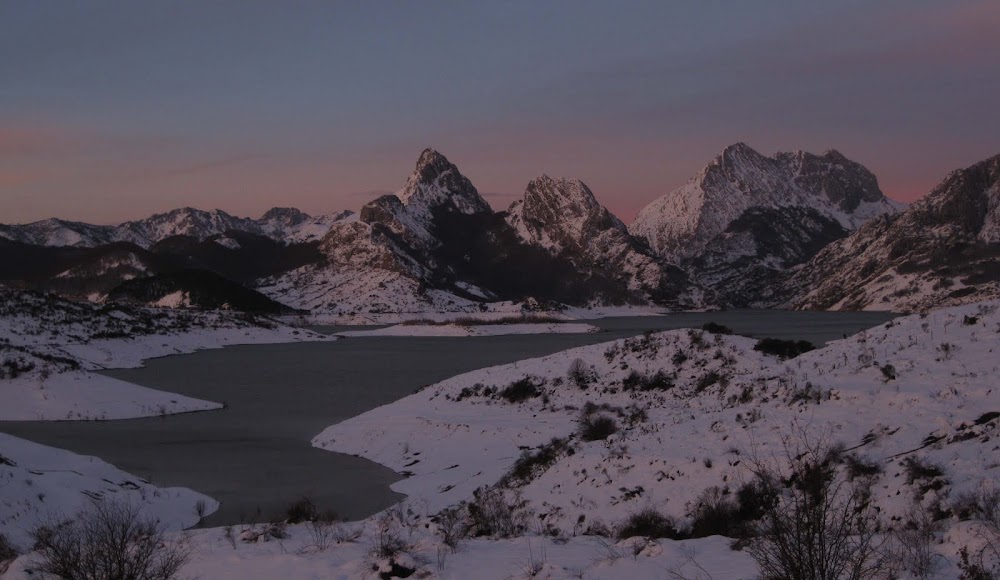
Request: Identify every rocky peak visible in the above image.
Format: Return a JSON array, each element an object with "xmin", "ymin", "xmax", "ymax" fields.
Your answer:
[
  {"xmin": 632, "ymin": 143, "xmax": 900, "ymax": 260},
  {"xmin": 717, "ymin": 141, "xmax": 766, "ymax": 166},
  {"xmin": 507, "ymin": 174, "xmax": 629, "ymax": 256},
  {"xmin": 914, "ymin": 152, "xmax": 1000, "ymax": 240},
  {"xmin": 397, "ymin": 148, "xmax": 490, "ymax": 217},
  {"xmin": 520, "ymin": 174, "xmax": 604, "ymax": 218},
  {"xmin": 777, "ymin": 149, "xmax": 885, "ymax": 212}
]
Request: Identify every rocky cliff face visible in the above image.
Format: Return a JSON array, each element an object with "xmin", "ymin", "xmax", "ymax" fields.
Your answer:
[
  {"xmin": 629, "ymin": 143, "xmax": 903, "ymax": 306},
  {"xmin": 785, "ymin": 152, "xmax": 1000, "ymax": 311},
  {"xmin": 506, "ymin": 175, "xmax": 699, "ymax": 307}
]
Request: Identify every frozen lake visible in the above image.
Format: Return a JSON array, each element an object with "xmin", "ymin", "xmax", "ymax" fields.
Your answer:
[{"xmin": 0, "ymin": 310, "xmax": 896, "ymax": 525}]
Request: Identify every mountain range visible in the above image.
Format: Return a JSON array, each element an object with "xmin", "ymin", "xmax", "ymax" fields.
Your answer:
[{"xmin": 2, "ymin": 145, "xmax": 997, "ymax": 316}]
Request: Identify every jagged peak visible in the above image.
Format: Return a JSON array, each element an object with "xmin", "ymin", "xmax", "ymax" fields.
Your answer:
[
  {"xmin": 723, "ymin": 141, "xmax": 755, "ymax": 154},
  {"xmin": 518, "ymin": 175, "xmax": 604, "ymax": 219},
  {"xmin": 719, "ymin": 142, "xmax": 762, "ymax": 160},
  {"xmin": 415, "ymin": 148, "xmax": 450, "ymax": 171},
  {"xmin": 397, "ymin": 148, "xmax": 490, "ymax": 216},
  {"xmin": 526, "ymin": 174, "xmax": 592, "ymax": 197}
]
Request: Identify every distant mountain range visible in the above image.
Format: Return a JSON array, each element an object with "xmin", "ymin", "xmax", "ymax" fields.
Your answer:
[
  {"xmin": 2, "ymin": 145, "xmax": 997, "ymax": 315},
  {"xmin": 0, "ymin": 206, "xmax": 352, "ymax": 249}
]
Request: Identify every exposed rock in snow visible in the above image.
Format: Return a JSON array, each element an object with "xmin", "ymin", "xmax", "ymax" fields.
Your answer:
[
  {"xmin": 786, "ymin": 152, "xmax": 1000, "ymax": 311},
  {"xmin": 630, "ymin": 143, "xmax": 903, "ymax": 306}
]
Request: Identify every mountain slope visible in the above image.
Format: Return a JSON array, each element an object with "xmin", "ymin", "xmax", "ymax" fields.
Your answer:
[
  {"xmin": 786, "ymin": 152, "xmax": 1000, "ymax": 311},
  {"xmin": 107, "ymin": 269, "xmax": 299, "ymax": 314},
  {"xmin": 630, "ymin": 143, "xmax": 902, "ymax": 306}
]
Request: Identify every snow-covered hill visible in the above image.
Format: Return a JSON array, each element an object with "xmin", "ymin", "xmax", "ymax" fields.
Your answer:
[
  {"xmin": 0, "ymin": 207, "xmax": 353, "ymax": 249},
  {"xmin": 787, "ymin": 152, "xmax": 1000, "ymax": 311},
  {"xmin": 0, "ymin": 433, "xmax": 216, "ymax": 549},
  {"xmin": 307, "ymin": 300, "xmax": 1000, "ymax": 577},
  {"xmin": 630, "ymin": 143, "xmax": 903, "ymax": 306}
]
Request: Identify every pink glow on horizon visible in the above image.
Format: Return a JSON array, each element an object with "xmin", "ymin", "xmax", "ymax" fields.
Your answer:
[{"xmin": 0, "ymin": 121, "xmax": 991, "ymax": 224}]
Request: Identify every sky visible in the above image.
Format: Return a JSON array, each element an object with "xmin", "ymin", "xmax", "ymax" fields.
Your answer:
[{"xmin": 1, "ymin": 0, "xmax": 999, "ymax": 225}]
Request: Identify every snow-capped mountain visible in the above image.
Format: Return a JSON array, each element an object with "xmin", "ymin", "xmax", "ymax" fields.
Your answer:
[
  {"xmin": 506, "ymin": 175, "xmax": 699, "ymax": 306},
  {"xmin": 0, "ymin": 218, "xmax": 124, "ymax": 248},
  {"xmin": 629, "ymin": 143, "xmax": 903, "ymax": 306},
  {"xmin": 258, "ymin": 150, "xmax": 496, "ymax": 316},
  {"xmin": 785, "ymin": 152, "xmax": 1000, "ymax": 311},
  {"xmin": 0, "ymin": 207, "xmax": 353, "ymax": 249},
  {"xmin": 258, "ymin": 149, "xmax": 700, "ymax": 317}
]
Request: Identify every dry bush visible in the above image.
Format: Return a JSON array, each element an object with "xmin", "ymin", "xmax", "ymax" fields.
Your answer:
[
  {"xmin": 891, "ymin": 501, "xmax": 944, "ymax": 579},
  {"xmin": 30, "ymin": 499, "xmax": 190, "ymax": 580},
  {"xmin": 957, "ymin": 487, "xmax": 1000, "ymax": 579},
  {"xmin": 744, "ymin": 433, "xmax": 892, "ymax": 580},
  {"xmin": 615, "ymin": 507, "xmax": 681, "ymax": 540},
  {"xmin": 466, "ymin": 487, "xmax": 532, "ymax": 539}
]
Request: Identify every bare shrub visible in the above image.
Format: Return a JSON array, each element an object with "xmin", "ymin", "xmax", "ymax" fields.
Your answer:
[
  {"xmin": 466, "ymin": 487, "xmax": 531, "ymax": 539},
  {"xmin": 892, "ymin": 501, "xmax": 944, "ymax": 579},
  {"xmin": 567, "ymin": 358, "xmax": 594, "ymax": 389},
  {"xmin": 194, "ymin": 499, "xmax": 207, "ymax": 520},
  {"xmin": 499, "ymin": 378, "xmax": 542, "ymax": 403},
  {"xmin": 578, "ymin": 414, "xmax": 618, "ymax": 442},
  {"xmin": 331, "ymin": 523, "xmax": 363, "ymax": 544},
  {"xmin": 285, "ymin": 496, "xmax": 317, "ymax": 524},
  {"xmin": 367, "ymin": 512, "xmax": 416, "ymax": 579},
  {"xmin": 0, "ymin": 533, "xmax": 19, "ymax": 573},
  {"xmin": 744, "ymin": 433, "xmax": 892, "ymax": 580},
  {"xmin": 615, "ymin": 507, "xmax": 681, "ymax": 540},
  {"xmin": 753, "ymin": 338, "xmax": 816, "ymax": 359},
  {"xmin": 686, "ymin": 482, "xmax": 775, "ymax": 540},
  {"xmin": 306, "ymin": 511, "xmax": 340, "ymax": 552},
  {"xmin": 503, "ymin": 437, "xmax": 572, "ymax": 486},
  {"xmin": 30, "ymin": 499, "xmax": 190, "ymax": 580},
  {"xmin": 957, "ymin": 487, "xmax": 1000, "ymax": 579},
  {"xmin": 222, "ymin": 525, "xmax": 237, "ymax": 550},
  {"xmin": 433, "ymin": 506, "xmax": 469, "ymax": 550}
]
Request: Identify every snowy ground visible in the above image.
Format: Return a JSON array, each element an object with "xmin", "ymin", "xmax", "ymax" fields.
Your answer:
[
  {"xmin": 3, "ymin": 295, "xmax": 999, "ymax": 578},
  {"xmin": 0, "ymin": 433, "xmax": 216, "ymax": 550},
  {"xmin": 305, "ymin": 300, "xmax": 1000, "ymax": 578}
]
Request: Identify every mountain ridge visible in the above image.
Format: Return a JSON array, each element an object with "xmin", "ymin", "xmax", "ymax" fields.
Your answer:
[{"xmin": 785, "ymin": 152, "xmax": 1000, "ymax": 311}]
